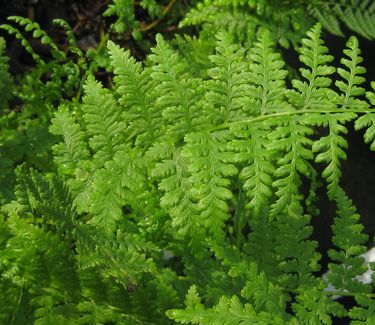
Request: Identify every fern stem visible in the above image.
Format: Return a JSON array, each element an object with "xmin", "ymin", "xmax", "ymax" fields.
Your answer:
[{"xmin": 210, "ymin": 108, "xmax": 374, "ymax": 132}]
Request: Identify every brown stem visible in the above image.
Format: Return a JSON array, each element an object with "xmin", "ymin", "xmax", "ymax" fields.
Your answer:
[{"xmin": 139, "ymin": 0, "xmax": 177, "ymax": 32}]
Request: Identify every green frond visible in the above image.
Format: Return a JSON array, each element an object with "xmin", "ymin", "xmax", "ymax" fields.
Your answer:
[
  {"xmin": 334, "ymin": 1, "xmax": 375, "ymax": 40},
  {"xmin": 181, "ymin": 0, "xmax": 313, "ymax": 48},
  {"xmin": 308, "ymin": 1, "xmax": 375, "ymax": 40},
  {"xmin": 269, "ymin": 116, "xmax": 314, "ymax": 215},
  {"xmin": 50, "ymin": 105, "xmax": 90, "ymax": 177},
  {"xmin": 168, "ymin": 265, "xmax": 290, "ymax": 324},
  {"xmin": 287, "ymin": 23, "xmax": 336, "ymax": 110},
  {"xmin": 247, "ymin": 29, "xmax": 289, "ymax": 115},
  {"xmin": 108, "ymin": 40, "xmax": 162, "ymax": 149},
  {"xmin": 82, "ymin": 76, "xmax": 126, "ymax": 167},
  {"xmin": 149, "ymin": 34, "xmax": 205, "ymax": 141},
  {"xmin": 336, "ymin": 36, "xmax": 368, "ymax": 110},
  {"xmin": 230, "ymin": 123, "xmax": 274, "ymax": 215},
  {"xmin": 355, "ymin": 83, "xmax": 375, "ymax": 150},
  {"xmin": 274, "ymin": 199, "xmax": 320, "ymax": 289},
  {"xmin": 204, "ymin": 31, "xmax": 249, "ymax": 124},
  {"xmin": 4, "ymin": 16, "xmax": 65, "ymax": 60},
  {"xmin": 182, "ymin": 130, "xmax": 238, "ymax": 241},
  {"xmin": 0, "ymin": 23, "xmax": 42, "ymax": 64},
  {"xmin": 167, "ymin": 285, "xmax": 260, "ymax": 325},
  {"xmin": 76, "ymin": 224, "xmax": 158, "ymax": 285},
  {"xmin": 104, "ymin": 0, "xmax": 137, "ymax": 34},
  {"xmin": 88, "ymin": 150, "xmax": 146, "ymax": 231},
  {"xmin": 240, "ymin": 262, "xmax": 288, "ymax": 319},
  {"xmin": 150, "ymin": 143, "xmax": 205, "ymax": 254},
  {"xmin": 349, "ymin": 293, "xmax": 375, "ymax": 324},
  {"xmin": 1, "ymin": 166, "xmax": 76, "ymax": 236},
  {"xmin": 312, "ymin": 112, "xmax": 356, "ymax": 198},
  {"xmin": 0, "ymin": 214, "xmax": 79, "ymax": 324},
  {"xmin": 327, "ymin": 187, "xmax": 370, "ymax": 293},
  {"xmin": 52, "ymin": 19, "xmax": 83, "ymax": 57},
  {"xmin": 292, "ymin": 286, "xmax": 347, "ymax": 324},
  {"xmin": 308, "ymin": 3, "xmax": 343, "ymax": 37}
]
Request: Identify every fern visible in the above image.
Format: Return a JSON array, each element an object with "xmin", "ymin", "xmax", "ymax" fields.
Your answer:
[{"xmin": 4, "ymin": 12, "xmax": 375, "ymax": 323}]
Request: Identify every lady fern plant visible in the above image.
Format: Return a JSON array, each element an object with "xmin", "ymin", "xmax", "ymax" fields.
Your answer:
[{"xmin": 2, "ymin": 23, "xmax": 375, "ymax": 323}]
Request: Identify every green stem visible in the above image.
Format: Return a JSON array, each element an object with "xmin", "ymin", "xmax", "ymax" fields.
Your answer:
[{"xmin": 210, "ymin": 108, "xmax": 373, "ymax": 132}]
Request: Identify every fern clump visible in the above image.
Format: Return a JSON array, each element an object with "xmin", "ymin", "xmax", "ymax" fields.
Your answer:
[{"xmin": 2, "ymin": 16, "xmax": 375, "ymax": 323}]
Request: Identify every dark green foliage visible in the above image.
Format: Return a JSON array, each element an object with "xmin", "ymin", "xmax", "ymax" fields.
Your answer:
[
  {"xmin": 184, "ymin": 0, "xmax": 375, "ymax": 49},
  {"xmin": 0, "ymin": 17, "xmax": 97, "ymax": 204}
]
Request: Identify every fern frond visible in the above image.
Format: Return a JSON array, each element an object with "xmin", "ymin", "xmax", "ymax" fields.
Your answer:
[
  {"xmin": 10, "ymin": 166, "xmax": 76, "ymax": 233},
  {"xmin": 308, "ymin": 3, "xmax": 343, "ymax": 37},
  {"xmin": 273, "ymin": 199, "xmax": 320, "ymax": 289},
  {"xmin": 149, "ymin": 34, "xmax": 205, "ymax": 141},
  {"xmin": 287, "ymin": 23, "xmax": 336, "ymax": 110},
  {"xmin": 150, "ymin": 143, "xmax": 205, "ymax": 254},
  {"xmin": 355, "ymin": 83, "xmax": 375, "ymax": 150},
  {"xmin": 168, "ymin": 265, "xmax": 289, "ymax": 324},
  {"xmin": 349, "ymin": 293, "xmax": 375, "ymax": 323},
  {"xmin": 269, "ymin": 116, "xmax": 314, "ymax": 215},
  {"xmin": 247, "ymin": 29, "xmax": 289, "ymax": 115},
  {"xmin": 53, "ymin": 19, "xmax": 83, "ymax": 57},
  {"xmin": 327, "ymin": 187, "xmax": 370, "ymax": 293},
  {"xmin": 334, "ymin": 1, "xmax": 375, "ymax": 40},
  {"xmin": 336, "ymin": 36, "xmax": 368, "ymax": 110},
  {"xmin": 108, "ymin": 40, "xmax": 162, "ymax": 149},
  {"xmin": 0, "ymin": 214, "xmax": 79, "ymax": 324},
  {"xmin": 309, "ymin": 1, "xmax": 375, "ymax": 40},
  {"xmin": 312, "ymin": 112, "xmax": 356, "ymax": 198},
  {"xmin": 4, "ymin": 16, "xmax": 65, "ymax": 60},
  {"xmin": 292, "ymin": 286, "xmax": 346, "ymax": 324},
  {"xmin": 167, "ymin": 285, "xmax": 261, "ymax": 325},
  {"xmin": 182, "ymin": 130, "xmax": 238, "ymax": 240},
  {"xmin": 88, "ymin": 150, "xmax": 146, "ymax": 231},
  {"xmin": 50, "ymin": 105, "xmax": 90, "ymax": 177},
  {"xmin": 82, "ymin": 76, "xmax": 126, "ymax": 167},
  {"xmin": 204, "ymin": 31, "xmax": 249, "ymax": 124},
  {"xmin": 0, "ymin": 23, "xmax": 42, "ymax": 64}
]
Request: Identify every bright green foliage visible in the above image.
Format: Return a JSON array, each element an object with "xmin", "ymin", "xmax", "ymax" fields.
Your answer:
[
  {"xmin": 3, "ymin": 20, "xmax": 375, "ymax": 324},
  {"xmin": 182, "ymin": 130, "xmax": 238, "ymax": 241},
  {"xmin": 287, "ymin": 24, "xmax": 335, "ymax": 110},
  {"xmin": 204, "ymin": 32, "xmax": 249, "ymax": 123},
  {"xmin": 150, "ymin": 34, "xmax": 204, "ymax": 141},
  {"xmin": 335, "ymin": 36, "xmax": 368, "ymax": 110},
  {"xmin": 246, "ymin": 30, "xmax": 289, "ymax": 115},
  {"xmin": 108, "ymin": 40, "xmax": 161, "ymax": 148}
]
